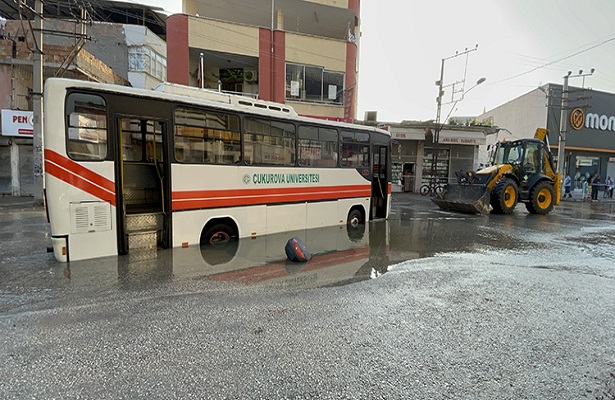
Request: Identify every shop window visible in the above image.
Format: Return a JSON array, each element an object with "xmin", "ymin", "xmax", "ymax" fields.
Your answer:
[
  {"xmin": 423, "ymin": 148, "xmax": 450, "ymax": 183},
  {"xmin": 129, "ymin": 45, "xmax": 167, "ymax": 81}
]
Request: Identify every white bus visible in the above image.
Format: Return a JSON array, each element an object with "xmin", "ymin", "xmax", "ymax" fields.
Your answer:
[{"xmin": 43, "ymin": 78, "xmax": 391, "ymax": 262}]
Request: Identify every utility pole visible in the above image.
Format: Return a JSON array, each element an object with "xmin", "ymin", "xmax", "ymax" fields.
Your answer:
[
  {"xmin": 431, "ymin": 45, "xmax": 478, "ymax": 194},
  {"xmin": 557, "ymin": 71, "xmax": 570, "ymax": 181},
  {"xmin": 557, "ymin": 68, "xmax": 594, "ymax": 194},
  {"xmin": 33, "ymin": 0, "xmax": 44, "ymax": 205}
]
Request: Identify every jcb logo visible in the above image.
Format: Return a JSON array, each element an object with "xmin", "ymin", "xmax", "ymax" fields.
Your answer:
[{"xmin": 570, "ymin": 108, "xmax": 585, "ymax": 130}]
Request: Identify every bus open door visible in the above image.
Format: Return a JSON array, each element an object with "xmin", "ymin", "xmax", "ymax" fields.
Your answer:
[{"xmin": 371, "ymin": 144, "xmax": 390, "ymax": 220}]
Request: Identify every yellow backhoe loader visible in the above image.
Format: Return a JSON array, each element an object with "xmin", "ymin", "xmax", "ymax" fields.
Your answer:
[{"xmin": 432, "ymin": 128, "xmax": 561, "ymax": 215}]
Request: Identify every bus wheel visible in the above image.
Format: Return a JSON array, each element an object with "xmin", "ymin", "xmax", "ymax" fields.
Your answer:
[
  {"xmin": 347, "ymin": 209, "xmax": 363, "ymax": 229},
  {"xmin": 202, "ymin": 224, "xmax": 234, "ymax": 247}
]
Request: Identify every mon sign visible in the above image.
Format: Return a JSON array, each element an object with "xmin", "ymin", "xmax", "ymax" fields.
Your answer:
[
  {"xmin": 1, "ymin": 109, "xmax": 34, "ymax": 137},
  {"xmin": 570, "ymin": 107, "xmax": 615, "ymax": 132}
]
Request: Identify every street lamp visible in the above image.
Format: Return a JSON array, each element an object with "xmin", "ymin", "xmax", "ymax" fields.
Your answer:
[
  {"xmin": 442, "ymin": 77, "xmax": 486, "ymax": 124},
  {"xmin": 469, "ymin": 77, "xmax": 486, "ymax": 92}
]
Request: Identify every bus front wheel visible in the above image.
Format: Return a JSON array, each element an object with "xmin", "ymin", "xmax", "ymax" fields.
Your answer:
[{"xmin": 201, "ymin": 223, "xmax": 234, "ymax": 246}]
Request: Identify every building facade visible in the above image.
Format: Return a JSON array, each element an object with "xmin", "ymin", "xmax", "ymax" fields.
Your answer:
[
  {"xmin": 0, "ymin": 2, "xmax": 166, "ymax": 196},
  {"xmin": 361, "ymin": 118, "xmax": 489, "ymax": 193},
  {"xmin": 478, "ymin": 84, "xmax": 615, "ymax": 191},
  {"xmin": 167, "ymin": 0, "xmax": 360, "ymax": 122}
]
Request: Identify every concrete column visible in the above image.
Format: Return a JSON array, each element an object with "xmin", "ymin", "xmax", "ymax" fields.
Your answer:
[
  {"xmin": 276, "ymin": 10, "xmax": 284, "ymax": 30},
  {"xmin": 415, "ymin": 142, "xmax": 425, "ymax": 192},
  {"xmin": 10, "ymin": 140, "xmax": 20, "ymax": 196}
]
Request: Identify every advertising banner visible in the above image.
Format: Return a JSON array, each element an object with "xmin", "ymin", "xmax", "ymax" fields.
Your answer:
[{"xmin": 1, "ymin": 109, "xmax": 34, "ymax": 137}]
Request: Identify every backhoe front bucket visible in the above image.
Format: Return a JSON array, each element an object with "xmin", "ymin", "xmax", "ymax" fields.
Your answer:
[{"xmin": 431, "ymin": 184, "xmax": 491, "ymax": 214}]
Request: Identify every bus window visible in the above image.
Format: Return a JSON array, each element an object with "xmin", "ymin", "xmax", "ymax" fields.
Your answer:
[
  {"xmin": 244, "ymin": 118, "xmax": 295, "ymax": 166},
  {"xmin": 66, "ymin": 93, "xmax": 108, "ymax": 160},
  {"xmin": 340, "ymin": 130, "xmax": 370, "ymax": 168},
  {"xmin": 119, "ymin": 119, "xmax": 164, "ymax": 162},
  {"xmin": 174, "ymin": 108, "xmax": 240, "ymax": 164},
  {"xmin": 119, "ymin": 118, "xmax": 143, "ymax": 161},
  {"xmin": 298, "ymin": 126, "xmax": 338, "ymax": 167}
]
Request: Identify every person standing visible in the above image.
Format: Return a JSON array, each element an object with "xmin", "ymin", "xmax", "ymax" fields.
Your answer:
[
  {"xmin": 591, "ymin": 173, "xmax": 601, "ymax": 200},
  {"xmin": 564, "ymin": 174, "xmax": 572, "ymax": 198},
  {"xmin": 606, "ymin": 176, "xmax": 614, "ymax": 199}
]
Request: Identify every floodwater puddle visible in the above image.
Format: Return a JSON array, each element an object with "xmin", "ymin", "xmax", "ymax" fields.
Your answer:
[{"xmin": 61, "ymin": 223, "xmax": 392, "ymax": 292}]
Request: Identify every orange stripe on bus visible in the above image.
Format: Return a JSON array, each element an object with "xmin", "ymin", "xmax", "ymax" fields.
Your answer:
[
  {"xmin": 45, "ymin": 160, "xmax": 116, "ymax": 206},
  {"xmin": 172, "ymin": 185, "xmax": 369, "ymax": 200},
  {"xmin": 44, "ymin": 149, "xmax": 115, "ymax": 192},
  {"xmin": 171, "ymin": 186, "xmax": 371, "ymax": 211}
]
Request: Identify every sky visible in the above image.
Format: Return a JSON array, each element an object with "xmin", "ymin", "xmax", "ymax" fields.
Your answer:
[{"xmin": 137, "ymin": 0, "xmax": 615, "ymax": 123}]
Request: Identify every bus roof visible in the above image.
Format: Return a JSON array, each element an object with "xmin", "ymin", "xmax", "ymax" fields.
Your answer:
[{"xmin": 45, "ymin": 78, "xmax": 391, "ymax": 137}]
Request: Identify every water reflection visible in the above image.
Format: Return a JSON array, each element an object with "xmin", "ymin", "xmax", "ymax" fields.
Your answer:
[
  {"xmin": 188, "ymin": 223, "xmax": 396, "ymax": 288},
  {"xmin": 58, "ymin": 199, "xmax": 615, "ymax": 293},
  {"xmin": 63, "ymin": 223, "xmax": 390, "ymax": 291}
]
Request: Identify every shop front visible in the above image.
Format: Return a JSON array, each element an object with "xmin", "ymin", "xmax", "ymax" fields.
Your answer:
[
  {"xmin": 384, "ymin": 121, "xmax": 488, "ymax": 193},
  {"xmin": 549, "ymin": 87, "xmax": 615, "ymax": 196}
]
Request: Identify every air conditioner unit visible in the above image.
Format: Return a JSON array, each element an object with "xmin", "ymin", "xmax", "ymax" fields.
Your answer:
[{"xmin": 244, "ymin": 69, "xmax": 258, "ymax": 83}]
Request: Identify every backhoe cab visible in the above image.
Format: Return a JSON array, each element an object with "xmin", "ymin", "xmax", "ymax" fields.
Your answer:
[{"xmin": 432, "ymin": 128, "xmax": 561, "ymax": 215}]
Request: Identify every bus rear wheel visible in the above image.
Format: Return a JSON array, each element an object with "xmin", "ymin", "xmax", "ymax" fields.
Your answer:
[
  {"xmin": 347, "ymin": 209, "xmax": 363, "ymax": 229},
  {"xmin": 347, "ymin": 208, "xmax": 365, "ymax": 241}
]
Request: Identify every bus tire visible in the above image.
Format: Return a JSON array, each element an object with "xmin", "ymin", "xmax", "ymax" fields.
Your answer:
[
  {"xmin": 347, "ymin": 208, "xmax": 363, "ymax": 229},
  {"xmin": 201, "ymin": 223, "xmax": 235, "ymax": 246}
]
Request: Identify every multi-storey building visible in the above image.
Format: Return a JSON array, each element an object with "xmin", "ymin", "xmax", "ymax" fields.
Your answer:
[
  {"xmin": 166, "ymin": 0, "xmax": 360, "ymax": 122},
  {"xmin": 0, "ymin": 1, "xmax": 167, "ymax": 196}
]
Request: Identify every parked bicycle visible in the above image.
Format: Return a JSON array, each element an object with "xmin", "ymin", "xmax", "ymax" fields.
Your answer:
[{"xmin": 419, "ymin": 182, "xmax": 445, "ymax": 196}]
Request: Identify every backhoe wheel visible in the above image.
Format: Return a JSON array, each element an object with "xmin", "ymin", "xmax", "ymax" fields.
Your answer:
[
  {"xmin": 525, "ymin": 181, "xmax": 555, "ymax": 214},
  {"xmin": 490, "ymin": 177, "xmax": 518, "ymax": 214}
]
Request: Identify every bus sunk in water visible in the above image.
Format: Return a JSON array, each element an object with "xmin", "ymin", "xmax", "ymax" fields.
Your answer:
[{"xmin": 43, "ymin": 78, "xmax": 391, "ymax": 262}]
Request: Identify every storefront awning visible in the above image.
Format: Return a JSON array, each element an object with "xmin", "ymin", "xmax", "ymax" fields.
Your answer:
[
  {"xmin": 389, "ymin": 127, "xmax": 425, "ymax": 141},
  {"xmin": 438, "ymin": 129, "xmax": 486, "ymax": 145},
  {"xmin": 387, "ymin": 125, "xmax": 486, "ymax": 145}
]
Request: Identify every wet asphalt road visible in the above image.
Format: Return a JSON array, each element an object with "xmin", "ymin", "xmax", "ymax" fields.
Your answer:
[{"xmin": 1, "ymin": 194, "xmax": 615, "ymax": 399}]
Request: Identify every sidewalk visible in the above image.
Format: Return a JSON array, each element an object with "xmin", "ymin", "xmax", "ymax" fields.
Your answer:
[
  {"xmin": 392, "ymin": 188, "xmax": 615, "ymax": 205},
  {"xmin": 0, "ymin": 195, "xmax": 39, "ymax": 210},
  {"xmin": 560, "ymin": 187, "xmax": 615, "ymax": 203}
]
